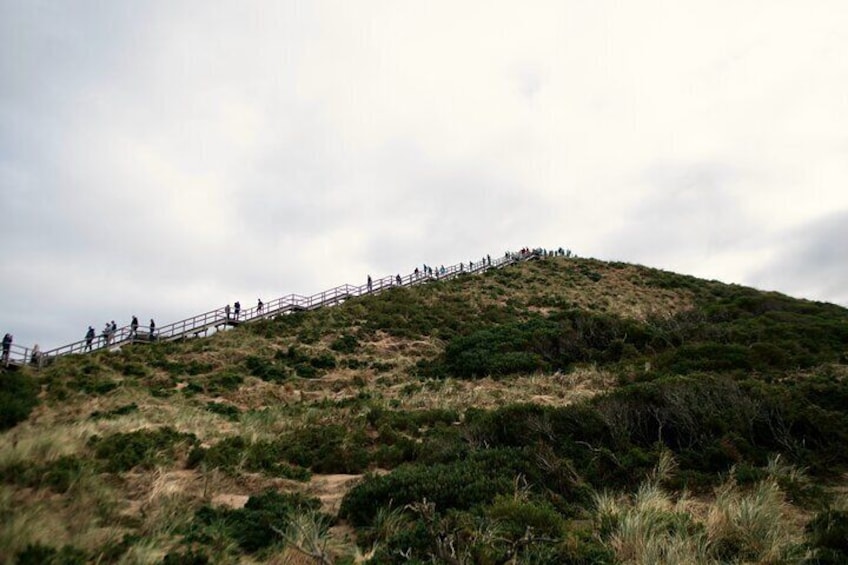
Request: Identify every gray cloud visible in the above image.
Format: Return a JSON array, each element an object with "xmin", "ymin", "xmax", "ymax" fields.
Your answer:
[
  {"xmin": 2, "ymin": 1, "xmax": 848, "ymax": 350},
  {"xmin": 750, "ymin": 210, "xmax": 848, "ymax": 306}
]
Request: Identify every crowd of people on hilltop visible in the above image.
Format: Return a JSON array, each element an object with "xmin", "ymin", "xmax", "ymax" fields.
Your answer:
[{"xmin": 4, "ymin": 247, "xmax": 576, "ymax": 367}]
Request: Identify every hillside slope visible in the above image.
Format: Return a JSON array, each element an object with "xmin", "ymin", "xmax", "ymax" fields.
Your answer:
[{"xmin": 2, "ymin": 256, "xmax": 848, "ymax": 563}]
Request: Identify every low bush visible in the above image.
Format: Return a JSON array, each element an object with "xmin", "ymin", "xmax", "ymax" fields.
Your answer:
[
  {"xmin": 0, "ymin": 370, "xmax": 38, "ymax": 430},
  {"xmin": 806, "ymin": 509, "xmax": 848, "ymax": 563},
  {"xmin": 89, "ymin": 427, "xmax": 197, "ymax": 472},
  {"xmin": 187, "ymin": 436, "xmax": 311, "ymax": 481},
  {"xmin": 185, "ymin": 490, "xmax": 322, "ymax": 553},
  {"xmin": 90, "ymin": 403, "xmax": 138, "ymax": 420},
  {"xmin": 330, "ymin": 334, "xmax": 359, "ymax": 353},
  {"xmin": 279, "ymin": 424, "xmax": 369, "ymax": 474},
  {"xmin": 339, "ymin": 448, "xmax": 539, "ymax": 527},
  {"xmin": 15, "ymin": 543, "xmax": 87, "ymax": 565},
  {"xmin": 205, "ymin": 402, "xmax": 240, "ymax": 421}
]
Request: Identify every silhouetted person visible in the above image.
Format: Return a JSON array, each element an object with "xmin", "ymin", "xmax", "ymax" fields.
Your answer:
[
  {"xmin": 149, "ymin": 319, "xmax": 156, "ymax": 341},
  {"xmin": 225, "ymin": 304, "xmax": 231, "ymax": 320},
  {"xmin": 130, "ymin": 316, "xmax": 139, "ymax": 338},
  {"xmin": 2, "ymin": 333, "xmax": 12, "ymax": 365},
  {"xmin": 30, "ymin": 344, "xmax": 40, "ymax": 365},
  {"xmin": 257, "ymin": 298, "xmax": 263, "ymax": 313},
  {"xmin": 85, "ymin": 326, "xmax": 95, "ymax": 351},
  {"xmin": 367, "ymin": 275, "xmax": 373, "ymax": 291},
  {"xmin": 396, "ymin": 274, "xmax": 402, "ymax": 285},
  {"xmin": 234, "ymin": 301, "xmax": 241, "ymax": 319}
]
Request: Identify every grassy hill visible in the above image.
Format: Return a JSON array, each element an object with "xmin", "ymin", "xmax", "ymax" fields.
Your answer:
[{"xmin": 2, "ymin": 256, "xmax": 848, "ymax": 563}]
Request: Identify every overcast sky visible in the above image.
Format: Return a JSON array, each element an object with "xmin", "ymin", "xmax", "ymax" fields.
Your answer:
[{"xmin": 2, "ymin": 1, "xmax": 847, "ymax": 349}]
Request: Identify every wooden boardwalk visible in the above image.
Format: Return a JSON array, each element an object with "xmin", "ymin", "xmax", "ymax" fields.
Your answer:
[{"xmin": 3, "ymin": 250, "xmax": 541, "ymax": 369}]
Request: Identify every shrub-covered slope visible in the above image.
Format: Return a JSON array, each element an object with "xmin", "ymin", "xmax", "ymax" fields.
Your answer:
[{"xmin": 1, "ymin": 256, "xmax": 847, "ymax": 563}]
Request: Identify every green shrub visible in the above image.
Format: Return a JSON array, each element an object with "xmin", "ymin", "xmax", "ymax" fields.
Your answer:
[
  {"xmin": 187, "ymin": 436, "xmax": 311, "ymax": 481},
  {"xmin": 89, "ymin": 427, "xmax": 197, "ymax": 472},
  {"xmin": 244, "ymin": 355, "xmax": 288, "ymax": 382},
  {"xmin": 205, "ymin": 369, "xmax": 244, "ymax": 392},
  {"xmin": 279, "ymin": 424, "xmax": 369, "ymax": 473},
  {"xmin": 487, "ymin": 495, "xmax": 565, "ymax": 539},
  {"xmin": 186, "ymin": 490, "xmax": 321, "ymax": 553},
  {"xmin": 330, "ymin": 334, "xmax": 359, "ymax": 353},
  {"xmin": 205, "ymin": 402, "xmax": 240, "ymax": 421},
  {"xmin": 339, "ymin": 448, "xmax": 537, "ymax": 527},
  {"xmin": 15, "ymin": 543, "xmax": 87, "ymax": 564},
  {"xmin": 161, "ymin": 548, "xmax": 210, "ymax": 564},
  {"xmin": 0, "ymin": 370, "xmax": 38, "ymax": 430},
  {"xmin": 806, "ymin": 509, "xmax": 848, "ymax": 563},
  {"xmin": 90, "ymin": 403, "xmax": 138, "ymax": 420}
]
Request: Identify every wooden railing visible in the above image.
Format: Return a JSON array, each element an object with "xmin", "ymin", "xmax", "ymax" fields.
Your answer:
[{"xmin": 3, "ymin": 249, "xmax": 541, "ymax": 368}]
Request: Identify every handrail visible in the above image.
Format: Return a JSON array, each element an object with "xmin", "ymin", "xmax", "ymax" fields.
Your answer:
[{"xmin": 4, "ymin": 249, "xmax": 545, "ymax": 367}]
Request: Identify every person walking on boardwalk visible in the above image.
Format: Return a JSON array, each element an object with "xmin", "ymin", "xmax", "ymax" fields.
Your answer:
[
  {"xmin": 149, "ymin": 319, "xmax": 156, "ymax": 340},
  {"xmin": 257, "ymin": 298, "xmax": 263, "ymax": 313},
  {"xmin": 2, "ymin": 333, "xmax": 12, "ymax": 365},
  {"xmin": 85, "ymin": 326, "xmax": 95, "ymax": 351},
  {"xmin": 224, "ymin": 304, "xmax": 231, "ymax": 320},
  {"xmin": 396, "ymin": 274, "xmax": 402, "ymax": 286},
  {"xmin": 30, "ymin": 344, "xmax": 41, "ymax": 366},
  {"xmin": 130, "ymin": 316, "xmax": 139, "ymax": 338},
  {"xmin": 234, "ymin": 301, "xmax": 241, "ymax": 319},
  {"xmin": 367, "ymin": 275, "xmax": 372, "ymax": 292}
]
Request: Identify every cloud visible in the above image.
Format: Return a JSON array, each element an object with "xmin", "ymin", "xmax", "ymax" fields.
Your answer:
[
  {"xmin": 2, "ymin": 1, "xmax": 848, "ymax": 349},
  {"xmin": 751, "ymin": 210, "xmax": 848, "ymax": 306}
]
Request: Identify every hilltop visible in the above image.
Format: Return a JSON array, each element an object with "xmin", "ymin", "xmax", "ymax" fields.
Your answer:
[{"xmin": 2, "ymin": 255, "xmax": 848, "ymax": 563}]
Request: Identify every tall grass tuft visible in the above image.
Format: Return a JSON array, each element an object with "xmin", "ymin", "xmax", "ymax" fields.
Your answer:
[{"xmin": 595, "ymin": 453, "xmax": 803, "ymax": 564}]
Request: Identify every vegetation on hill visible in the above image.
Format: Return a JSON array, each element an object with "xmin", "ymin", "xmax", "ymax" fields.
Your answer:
[{"xmin": 1, "ymin": 255, "xmax": 847, "ymax": 563}]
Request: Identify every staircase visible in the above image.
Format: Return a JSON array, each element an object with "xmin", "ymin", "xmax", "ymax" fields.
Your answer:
[{"xmin": 3, "ymin": 250, "xmax": 541, "ymax": 368}]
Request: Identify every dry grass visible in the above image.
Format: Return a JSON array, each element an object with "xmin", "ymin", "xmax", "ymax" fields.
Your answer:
[{"xmin": 595, "ymin": 454, "xmax": 808, "ymax": 565}]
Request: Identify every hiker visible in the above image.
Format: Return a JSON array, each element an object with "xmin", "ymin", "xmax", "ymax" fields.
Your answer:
[
  {"xmin": 85, "ymin": 326, "xmax": 95, "ymax": 351},
  {"xmin": 149, "ymin": 319, "xmax": 156, "ymax": 340},
  {"xmin": 111, "ymin": 321, "xmax": 117, "ymax": 341},
  {"xmin": 257, "ymin": 298, "xmax": 263, "ymax": 313},
  {"xmin": 102, "ymin": 323, "xmax": 111, "ymax": 346},
  {"xmin": 414, "ymin": 267, "xmax": 419, "ymax": 279},
  {"xmin": 2, "ymin": 333, "xmax": 12, "ymax": 365},
  {"xmin": 234, "ymin": 301, "xmax": 241, "ymax": 319},
  {"xmin": 30, "ymin": 344, "xmax": 41, "ymax": 366},
  {"xmin": 367, "ymin": 275, "xmax": 372, "ymax": 291},
  {"xmin": 487, "ymin": 254, "xmax": 491, "ymax": 266},
  {"xmin": 130, "ymin": 316, "xmax": 139, "ymax": 338},
  {"xmin": 225, "ymin": 304, "xmax": 231, "ymax": 320},
  {"xmin": 396, "ymin": 274, "xmax": 402, "ymax": 285}
]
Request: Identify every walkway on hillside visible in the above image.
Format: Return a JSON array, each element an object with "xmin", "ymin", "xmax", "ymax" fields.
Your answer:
[{"xmin": 3, "ymin": 250, "xmax": 542, "ymax": 369}]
